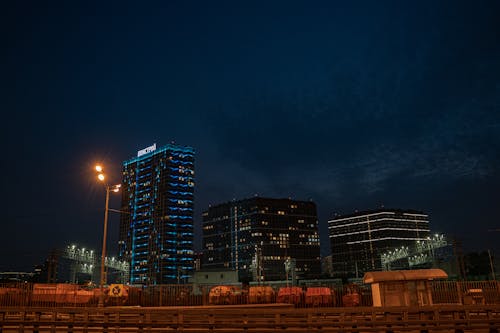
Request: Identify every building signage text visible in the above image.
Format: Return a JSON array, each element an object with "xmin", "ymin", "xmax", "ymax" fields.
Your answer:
[{"xmin": 137, "ymin": 143, "xmax": 157, "ymax": 157}]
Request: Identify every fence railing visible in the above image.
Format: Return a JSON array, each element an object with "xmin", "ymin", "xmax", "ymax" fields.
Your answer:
[
  {"xmin": 432, "ymin": 280, "xmax": 500, "ymax": 305},
  {"xmin": 1, "ymin": 280, "xmax": 499, "ymax": 308},
  {"xmin": 1, "ymin": 305, "xmax": 500, "ymax": 332}
]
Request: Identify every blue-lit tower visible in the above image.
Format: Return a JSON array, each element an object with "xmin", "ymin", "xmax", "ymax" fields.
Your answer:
[{"xmin": 119, "ymin": 143, "xmax": 195, "ymax": 285}]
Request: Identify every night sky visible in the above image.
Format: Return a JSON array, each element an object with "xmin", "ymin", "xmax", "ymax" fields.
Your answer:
[{"xmin": 2, "ymin": 1, "xmax": 499, "ymax": 272}]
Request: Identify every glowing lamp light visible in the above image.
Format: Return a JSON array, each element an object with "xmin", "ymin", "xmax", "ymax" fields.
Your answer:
[{"xmin": 93, "ymin": 161, "xmax": 121, "ymax": 306}]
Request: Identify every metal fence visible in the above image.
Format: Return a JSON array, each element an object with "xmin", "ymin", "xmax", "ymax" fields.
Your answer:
[
  {"xmin": 432, "ymin": 280, "xmax": 500, "ymax": 305},
  {"xmin": 1, "ymin": 280, "xmax": 499, "ymax": 308},
  {"xmin": 0, "ymin": 305, "xmax": 500, "ymax": 333},
  {"xmin": 2, "ymin": 304, "xmax": 500, "ymax": 332}
]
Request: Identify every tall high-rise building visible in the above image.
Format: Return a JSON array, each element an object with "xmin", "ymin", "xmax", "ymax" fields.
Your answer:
[
  {"xmin": 328, "ymin": 209, "xmax": 430, "ymax": 278},
  {"xmin": 202, "ymin": 197, "xmax": 321, "ymax": 282},
  {"xmin": 119, "ymin": 143, "xmax": 195, "ymax": 285}
]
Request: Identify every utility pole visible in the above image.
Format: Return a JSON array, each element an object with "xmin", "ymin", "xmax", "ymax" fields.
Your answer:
[
  {"xmin": 487, "ymin": 229, "xmax": 499, "ymax": 280},
  {"xmin": 46, "ymin": 250, "xmax": 58, "ymax": 283},
  {"xmin": 253, "ymin": 245, "xmax": 263, "ymax": 285},
  {"xmin": 453, "ymin": 237, "xmax": 466, "ymax": 281},
  {"xmin": 488, "ymin": 250, "xmax": 496, "ymax": 281}
]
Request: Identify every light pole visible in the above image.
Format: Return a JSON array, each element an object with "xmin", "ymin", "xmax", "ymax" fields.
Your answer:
[{"xmin": 95, "ymin": 165, "xmax": 121, "ymax": 307}]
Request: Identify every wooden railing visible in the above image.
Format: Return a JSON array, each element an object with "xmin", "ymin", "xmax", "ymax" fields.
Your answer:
[{"xmin": 1, "ymin": 304, "xmax": 500, "ymax": 332}]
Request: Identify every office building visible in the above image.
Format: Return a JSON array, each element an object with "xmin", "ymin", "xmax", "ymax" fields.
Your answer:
[
  {"xmin": 202, "ymin": 197, "xmax": 321, "ymax": 282},
  {"xmin": 119, "ymin": 143, "xmax": 195, "ymax": 284},
  {"xmin": 328, "ymin": 209, "xmax": 430, "ymax": 278}
]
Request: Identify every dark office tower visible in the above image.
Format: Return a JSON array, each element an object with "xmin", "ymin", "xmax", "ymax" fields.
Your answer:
[
  {"xmin": 328, "ymin": 209, "xmax": 430, "ymax": 278},
  {"xmin": 119, "ymin": 143, "xmax": 195, "ymax": 285},
  {"xmin": 202, "ymin": 197, "xmax": 321, "ymax": 282}
]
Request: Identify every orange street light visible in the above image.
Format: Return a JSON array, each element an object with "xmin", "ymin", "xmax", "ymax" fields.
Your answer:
[{"xmin": 94, "ymin": 164, "xmax": 121, "ymax": 307}]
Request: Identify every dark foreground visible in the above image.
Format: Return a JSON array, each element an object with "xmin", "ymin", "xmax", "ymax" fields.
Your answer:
[{"xmin": 1, "ymin": 304, "xmax": 500, "ymax": 332}]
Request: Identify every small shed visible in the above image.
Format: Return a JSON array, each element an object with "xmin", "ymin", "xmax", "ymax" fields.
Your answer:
[
  {"xmin": 363, "ymin": 269, "xmax": 448, "ymax": 307},
  {"xmin": 189, "ymin": 269, "xmax": 239, "ymax": 295}
]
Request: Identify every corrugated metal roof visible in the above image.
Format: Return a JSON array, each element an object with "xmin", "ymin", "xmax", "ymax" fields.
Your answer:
[{"xmin": 363, "ymin": 269, "xmax": 448, "ymax": 283}]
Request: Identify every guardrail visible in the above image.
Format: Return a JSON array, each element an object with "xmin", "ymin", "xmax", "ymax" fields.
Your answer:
[{"xmin": 1, "ymin": 304, "xmax": 500, "ymax": 332}]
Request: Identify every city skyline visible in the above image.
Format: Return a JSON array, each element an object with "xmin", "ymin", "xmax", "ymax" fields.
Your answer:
[{"xmin": 2, "ymin": 1, "xmax": 500, "ymax": 272}]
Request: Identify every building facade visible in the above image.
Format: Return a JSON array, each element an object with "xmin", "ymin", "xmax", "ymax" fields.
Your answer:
[
  {"xmin": 119, "ymin": 143, "xmax": 195, "ymax": 285},
  {"xmin": 328, "ymin": 209, "xmax": 430, "ymax": 278},
  {"xmin": 202, "ymin": 197, "xmax": 321, "ymax": 282}
]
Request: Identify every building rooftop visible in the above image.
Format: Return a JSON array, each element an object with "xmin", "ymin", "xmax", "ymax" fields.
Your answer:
[
  {"xmin": 206, "ymin": 196, "xmax": 315, "ymax": 209},
  {"xmin": 363, "ymin": 269, "xmax": 448, "ymax": 283},
  {"xmin": 330, "ymin": 208, "xmax": 427, "ymax": 221}
]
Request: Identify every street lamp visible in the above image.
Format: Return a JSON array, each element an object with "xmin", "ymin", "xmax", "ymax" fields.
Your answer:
[{"xmin": 95, "ymin": 164, "xmax": 121, "ymax": 307}]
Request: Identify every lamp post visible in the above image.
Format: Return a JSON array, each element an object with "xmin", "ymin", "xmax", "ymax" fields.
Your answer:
[{"xmin": 95, "ymin": 165, "xmax": 121, "ymax": 307}]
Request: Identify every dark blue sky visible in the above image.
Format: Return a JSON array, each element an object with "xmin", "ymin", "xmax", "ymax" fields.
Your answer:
[{"xmin": 2, "ymin": 1, "xmax": 499, "ymax": 271}]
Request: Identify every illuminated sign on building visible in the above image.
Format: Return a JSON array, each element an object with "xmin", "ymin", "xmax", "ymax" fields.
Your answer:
[{"xmin": 137, "ymin": 143, "xmax": 157, "ymax": 157}]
